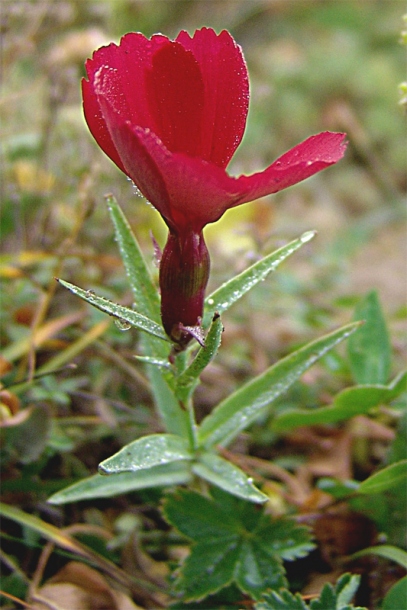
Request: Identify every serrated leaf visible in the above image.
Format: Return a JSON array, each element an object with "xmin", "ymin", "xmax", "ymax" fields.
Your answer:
[
  {"xmin": 256, "ymin": 574, "xmax": 364, "ymax": 610},
  {"xmin": 192, "ymin": 452, "xmax": 268, "ymax": 504},
  {"xmin": 47, "ymin": 461, "xmax": 192, "ymax": 504},
  {"xmin": 175, "ymin": 313, "xmax": 223, "ymax": 403},
  {"xmin": 330, "ymin": 573, "xmax": 361, "ymax": 609},
  {"xmin": 198, "ymin": 322, "xmax": 361, "ymax": 448},
  {"xmin": 204, "ymin": 231, "xmax": 316, "ymax": 323},
  {"xmin": 234, "ymin": 539, "xmax": 286, "ymax": 600},
  {"xmin": 162, "ymin": 489, "xmax": 313, "ymax": 602},
  {"xmin": 255, "ymin": 589, "xmax": 308, "ymax": 610},
  {"xmin": 350, "ymin": 544, "xmax": 407, "ymax": 569},
  {"xmin": 173, "ymin": 538, "xmax": 241, "ymax": 602},
  {"xmin": 357, "ymin": 459, "xmax": 407, "ymax": 494},
  {"xmin": 255, "ymin": 518, "xmax": 315, "ymax": 562},
  {"xmin": 98, "ymin": 433, "xmax": 192, "ymax": 474},
  {"xmin": 57, "ymin": 278, "xmax": 168, "ymax": 341},
  {"xmin": 382, "ymin": 575, "xmax": 407, "ymax": 610},
  {"xmin": 348, "ymin": 290, "xmax": 391, "ymax": 384},
  {"xmin": 310, "ymin": 574, "xmax": 362, "ymax": 610},
  {"xmin": 273, "ymin": 371, "xmax": 407, "ymax": 432}
]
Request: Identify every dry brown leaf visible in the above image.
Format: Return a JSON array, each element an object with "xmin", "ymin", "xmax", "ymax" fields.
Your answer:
[
  {"xmin": 314, "ymin": 511, "xmax": 376, "ymax": 565},
  {"xmin": 31, "ymin": 561, "xmax": 145, "ymax": 610}
]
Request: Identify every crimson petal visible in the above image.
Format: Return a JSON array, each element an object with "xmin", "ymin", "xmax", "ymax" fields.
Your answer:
[
  {"xmin": 82, "ymin": 32, "xmax": 170, "ymax": 171},
  {"xmin": 92, "ymin": 86, "xmax": 347, "ymax": 234},
  {"xmin": 231, "ymin": 132, "xmax": 348, "ymax": 207},
  {"xmin": 144, "ymin": 42, "xmax": 205, "ymax": 157},
  {"xmin": 176, "ymin": 28, "xmax": 249, "ymax": 168}
]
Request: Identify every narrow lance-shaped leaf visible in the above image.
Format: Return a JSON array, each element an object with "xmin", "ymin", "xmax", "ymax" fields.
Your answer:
[
  {"xmin": 357, "ymin": 459, "xmax": 407, "ymax": 495},
  {"xmin": 351, "ymin": 545, "xmax": 407, "ymax": 570},
  {"xmin": 192, "ymin": 452, "xmax": 268, "ymax": 504},
  {"xmin": 98, "ymin": 433, "xmax": 193, "ymax": 474},
  {"xmin": 56, "ymin": 278, "xmax": 168, "ymax": 341},
  {"xmin": 175, "ymin": 313, "xmax": 223, "ymax": 402},
  {"xmin": 47, "ymin": 462, "xmax": 192, "ymax": 504},
  {"xmin": 198, "ymin": 322, "xmax": 361, "ymax": 448},
  {"xmin": 204, "ymin": 230, "xmax": 316, "ymax": 323},
  {"xmin": 105, "ymin": 196, "xmax": 190, "ymax": 439},
  {"xmin": 105, "ymin": 194, "xmax": 160, "ymax": 323},
  {"xmin": 348, "ymin": 290, "xmax": 391, "ymax": 385},
  {"xmin": 273, "ymin": 371, "xmax": 407, "ymax": 432}
]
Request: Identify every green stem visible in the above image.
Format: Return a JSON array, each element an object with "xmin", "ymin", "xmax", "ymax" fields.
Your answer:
[{"xmin": 185, "ymin": 396, "xmax": 198, "ymax": 451}]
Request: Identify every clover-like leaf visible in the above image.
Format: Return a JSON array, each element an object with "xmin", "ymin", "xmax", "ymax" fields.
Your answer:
[{"xmin": 162, "ymin": 489, "xmax": 314, "ymax": 602}]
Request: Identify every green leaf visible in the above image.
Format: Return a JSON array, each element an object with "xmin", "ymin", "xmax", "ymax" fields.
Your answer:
[
  {"xmin": 162, "ymin": 489, "xmax": 313, "ymax": 602},
  {"xmin": 198, "ymin": 322, "xmax": 361, "ymax": 448},
  {"xmin": 382, "ymin": 576, "xmax": 407, "ymax": 610},
  {"xmin": 256, "ymin": 574, "xmax": 364, "ymax": 610},
  {"xmin": 134, "ymin": 355, "xmax": 172, "ymax": 369},
  {"xmin": 357, "ymin": 459, "xmax": 407, "ymax": 494},
  {"xmin": 310, "ymin": 573, "xmax": 362, "ymax": 610},
  {"xmin": 47, "ymin": 461, "xmax": 192, "ymax": 504},
  {"xmin": 0, "ymin": 502, "xmax": 92, "ymax": 557},
  {"xmin": 146, "ymin": 366, "xmax": 191, "ymax": 439},
  {"xmin": 175, "ymin": 313, "xmax": 223, "ymax": 403},
  {"xmin": 256, "ymin": 589, "xmax": 308, "ymax": 610},
  {"xmin": 98, "ymin": 433, "xmax": 192, "ymax": 474},
  {"xmin": 192, "ymin": 452, "xmax": 268, "ymax": 504},
  {"xmin": 273, "ymin": 371, "xmax": 407, "ymax": 432},
  {"xmin": 56, "ymin": 278, "xmax": 168, "ymax": 341},
  {"xmin": 105, "ymin": 196, "xmax": 190, "ymax": 438},
  {"xmin": 105, "ymin": 194, "xmax": 161, "ymax": 322},
  {"xmin": 204, "ymin": 230, "xmax": 316, "ymax": 323},
  {"xmin": 348, "ymin": 290, "xmax": 391, "ymax": 384},
  {"xmin": 350, "ymin": 544, "xmax": 407, "ymax": 569}
]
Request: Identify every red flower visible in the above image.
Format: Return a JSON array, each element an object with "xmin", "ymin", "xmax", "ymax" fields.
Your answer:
[{"xmin": 83, "ymin": 28, "xmax": 347, "ymax": 348}]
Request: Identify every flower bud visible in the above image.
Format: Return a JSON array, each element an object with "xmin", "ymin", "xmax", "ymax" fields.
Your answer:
[{"xmin": 159, "ymin": 231, "xmax": 210, "ymax": 348}]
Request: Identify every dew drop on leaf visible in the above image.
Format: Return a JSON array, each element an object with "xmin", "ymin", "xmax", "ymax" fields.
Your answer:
[{"xmin": 114, "ymin": 318, "xmax": 132, "ymax": 331}]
